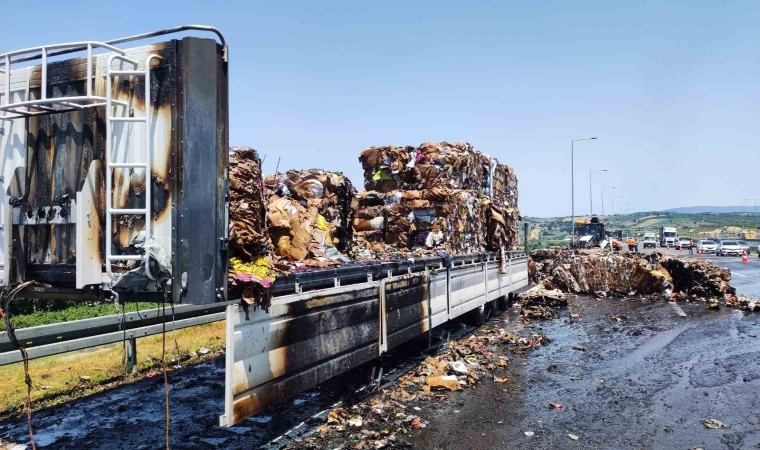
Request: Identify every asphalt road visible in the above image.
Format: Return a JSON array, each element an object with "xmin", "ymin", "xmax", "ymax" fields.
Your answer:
[
  {"xmin": 1, "ymin": 251, "xmax": 759, "ymax": 449},
  {"xmin": 407, "ymin": 250, "xmax": 760, "ymax": 449}
]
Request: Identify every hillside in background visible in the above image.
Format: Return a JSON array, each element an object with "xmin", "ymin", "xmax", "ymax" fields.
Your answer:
[{"xmin": 662, "ymin": 206, "xmax": 752, "ymax": 214}]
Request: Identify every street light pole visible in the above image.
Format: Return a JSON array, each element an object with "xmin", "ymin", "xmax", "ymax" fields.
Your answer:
[
  {"xmin": 571, "ymin": 137, "xmax": 597, "ymax": 246},
  {"xmin": 610, "ymin": 186, "xmax": 616, "ymax": 230},
  {"xmin": 589, "ymin": 169, "xmax": 607, "ymax": 216}
]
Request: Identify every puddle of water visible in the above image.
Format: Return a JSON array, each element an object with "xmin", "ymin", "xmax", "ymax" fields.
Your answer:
[
  {"xmin": 248, "ymin": 415, "xmax": 273, "ymax": 424},
  {"xmin": 200, "ymin": 437, "xmax": 229, "ymax": 446}
]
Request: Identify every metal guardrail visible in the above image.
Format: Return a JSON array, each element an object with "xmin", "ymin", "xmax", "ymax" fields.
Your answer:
[
  {"xmin": 0, "ymin": 303, "xmax": 227, "ymax": 365},
  {"xmin": 0, "ymin": 251, "xmax": 527, "ymax": 367}
]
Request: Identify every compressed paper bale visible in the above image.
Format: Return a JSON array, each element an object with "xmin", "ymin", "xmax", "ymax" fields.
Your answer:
[
  {"xmin": 350, "ymin": 189, "xmax": 508, "ymax": 259},
  {"xmin": 265, "ymin": 169, "xmax": 357, "ymax": 253},
  {"xmin": 229, "ymin": 147, "xmax": 269, "ymax": 258},
  {"xmin": 358, "ymin": 141, "xmax": 520, "ymax": 251},
  {"xmin": 227, "ymin": 146, "xmax": 275, "ymax": 310}
]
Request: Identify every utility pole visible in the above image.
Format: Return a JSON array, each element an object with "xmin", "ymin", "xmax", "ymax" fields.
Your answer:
[{"xmin": 571, "ymin": 137, "xmax": 597, "ymax": 247}]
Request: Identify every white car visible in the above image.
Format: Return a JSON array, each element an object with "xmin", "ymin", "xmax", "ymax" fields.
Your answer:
[
  {"xmin": 697, "ymin": 240, "xmax": 717, "ymax": 254},
  {"xmin": 717, "ymin": 241, "xmax": 743, "ymax": 256},
  {"xmin": 675, "ymin": 237, "xmax": 693, "ymax": 250},
  {"xmin": 642, "ymin": 236, "xmax": 657, "ymax": 248}
]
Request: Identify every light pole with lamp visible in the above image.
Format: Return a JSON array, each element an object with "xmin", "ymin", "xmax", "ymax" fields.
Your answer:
[
  {"xmin": 571, "ymin": 137, "xmax": 597, "ymax": 246},
  {"xmin": 589, "ymin": 169, "xmax": 607, "ymax": 216}
]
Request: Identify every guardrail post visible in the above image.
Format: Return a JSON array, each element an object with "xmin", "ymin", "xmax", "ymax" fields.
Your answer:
[{"xmin": 126, "ymin": 337, "xmax": 137, "ymax": 374}]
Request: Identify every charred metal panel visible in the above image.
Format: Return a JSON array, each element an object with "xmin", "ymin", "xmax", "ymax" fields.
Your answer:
[
  {"xmin": 221, "ymin": 282, "xmax": 381, "ymax": 427},
  {"xmin": 2, "ymin": 36, "xmax": 228, "ymax": 302},
  {"xmin": 222, "ymin": 255, "xmax": 530, "ymax": 426},
  {"xmin": 174, "ymin": 37, "xmax": 228, "ymax": 305},
  {"xmin": 449, "ymin": 262, "xmax": 487, "ymax": 319},
  {"xmin": 93, "ymin": 42, "xmax": 176, "ymax": 267},
  {"xmin": 381, "ymin": 273, "xmax": 430, "ymax": 351}
]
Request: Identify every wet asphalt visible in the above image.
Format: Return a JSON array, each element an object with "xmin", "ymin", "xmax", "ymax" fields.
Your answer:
[
  {"xmin": 1, "ymin": 250, "xmax": 759, "ymax": 449},
  {"xmin": 408, "ymin": 250, "xmax": 760, "ymax": 450}
]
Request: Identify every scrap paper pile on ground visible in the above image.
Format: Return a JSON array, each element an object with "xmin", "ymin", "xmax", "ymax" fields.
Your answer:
[
  {"xmin": 285, "ymin": 325, "xmax": 548, "ymax": 449},
  {"xmin": 227, "ymin": 142, "xmax": 520, "ymax": 308},
  {"xmin": 520, "ymin": 249, "xmax": 754, "ymax": 320}
]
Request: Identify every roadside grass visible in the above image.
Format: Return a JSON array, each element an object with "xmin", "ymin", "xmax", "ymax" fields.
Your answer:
[
  {"xmin": 0, "ymin": 321, "xmax": 225, "ymax": 420},
  {"xmin": 0, "ymin": 302, "xmax": 159, "ymax": 331}
]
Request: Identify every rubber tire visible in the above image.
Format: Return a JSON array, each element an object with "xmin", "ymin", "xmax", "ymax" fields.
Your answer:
[
  {"xmin": 465, "ymin": 304, "xmax": 486, "ymax": 326},
  {"xmin": 496, "ymin": 295, "xmax": 509, "ymax": 312}
]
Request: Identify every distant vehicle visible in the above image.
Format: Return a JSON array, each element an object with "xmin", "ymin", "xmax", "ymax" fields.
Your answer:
[
  {"xmin": 660, "ymin": 227, "xmax": 677, "ymax": 247},
  {"xmin": 717, "ymin": 240, "xmax": 743, "ymax": 256},
  {"xmin": 697, "ymin": 240, "xmax": 717, "ymax": 254},
  {"xmin": 642, "ymin": 236, "xmax": 657, "ymax": 248},
  {"xmin": 573, "ymin": 217, "xmax": 613, "ymax": 249},
  {"xmin": 737, "ymin": 240, "xmax": 751, "ymax": 254},
  {"xmin": 675, "ymin": 237, "xmax": 693, "ymax": 250}
]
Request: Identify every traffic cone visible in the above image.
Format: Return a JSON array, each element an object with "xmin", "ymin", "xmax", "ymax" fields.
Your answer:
[{"xmin": 742, "ymin": 250, "xmax": 749, "ymax": 264}]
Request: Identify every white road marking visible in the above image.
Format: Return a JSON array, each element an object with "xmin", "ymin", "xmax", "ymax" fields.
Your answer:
[
  {"xmin": 668, "ymin": 302, "xmax": 688, "ymax": 317},
  {"xmin": 731, "ymin": 272, "xmax": 750, "ymax": 278}
]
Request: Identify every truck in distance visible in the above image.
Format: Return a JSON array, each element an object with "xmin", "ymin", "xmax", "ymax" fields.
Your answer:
[{"xmin": 660, "ymin": 227, "xmax": 677, "ymax": 247}]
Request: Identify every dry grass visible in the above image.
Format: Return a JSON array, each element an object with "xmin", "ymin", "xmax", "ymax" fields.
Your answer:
[{"xmin": 0, "ymin": 321, "xmax": 225, "ymax": 418}]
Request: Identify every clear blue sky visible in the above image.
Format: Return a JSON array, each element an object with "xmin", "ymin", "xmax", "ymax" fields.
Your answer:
[{"xmin": 4, "ymin": 1, "xmax": 760, "ymax": 217}]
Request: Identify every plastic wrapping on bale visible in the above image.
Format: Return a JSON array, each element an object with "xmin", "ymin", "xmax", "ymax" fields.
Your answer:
[
  {"xmin": 228, "ymin": 147, "xmax": 275, "ymax": 310},
  {"xmin": 265, "ymin": 169, "xmax": 357, "ymax": 253}
]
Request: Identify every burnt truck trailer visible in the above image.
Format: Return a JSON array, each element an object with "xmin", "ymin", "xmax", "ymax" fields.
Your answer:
[{"xmin": 0, "ymin": 26, "xmax": 530, "ymax": 428}]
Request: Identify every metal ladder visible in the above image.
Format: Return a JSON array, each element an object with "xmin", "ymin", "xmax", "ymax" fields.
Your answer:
[{"xmin": 105, "ymin": 53, "xmax": 163, "ymax": 280}]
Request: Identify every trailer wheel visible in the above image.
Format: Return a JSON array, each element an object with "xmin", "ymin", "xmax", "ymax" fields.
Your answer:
[
  {"xmin": 465, "ymin": 304, "xmax": 486, "ymax": 326},
  {"xmin": 495, "ymin": 295, "xmax": 509, "ymax": 312}
]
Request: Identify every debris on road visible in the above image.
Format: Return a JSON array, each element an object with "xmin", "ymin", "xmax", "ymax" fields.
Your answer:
[
  {"xmin": 726, "ymin": 295, "xmax": 759, "ymax": 312},
  {"xmin": 524, "ymin": 249, "xmax": 743, "ymax": 318},
  {"xmin": 517, "ymin": 286, "xmax": 567, "ymax": 320},
  {"xmin": 568, "ymin": 433, "xmax": 580, "ymax": 441},
  {"xmin": 701, "ymin": 418, "xmax": 729, "ymax": 429},
  {"xmin": 285, "ymin": 325, "xmax": 549, "ymax": 449}
]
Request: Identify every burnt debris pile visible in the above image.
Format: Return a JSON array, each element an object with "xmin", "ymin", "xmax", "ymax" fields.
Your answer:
[{"xmin": 522, "ymin": 249, "xmax": 739, "ymax": 319}]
